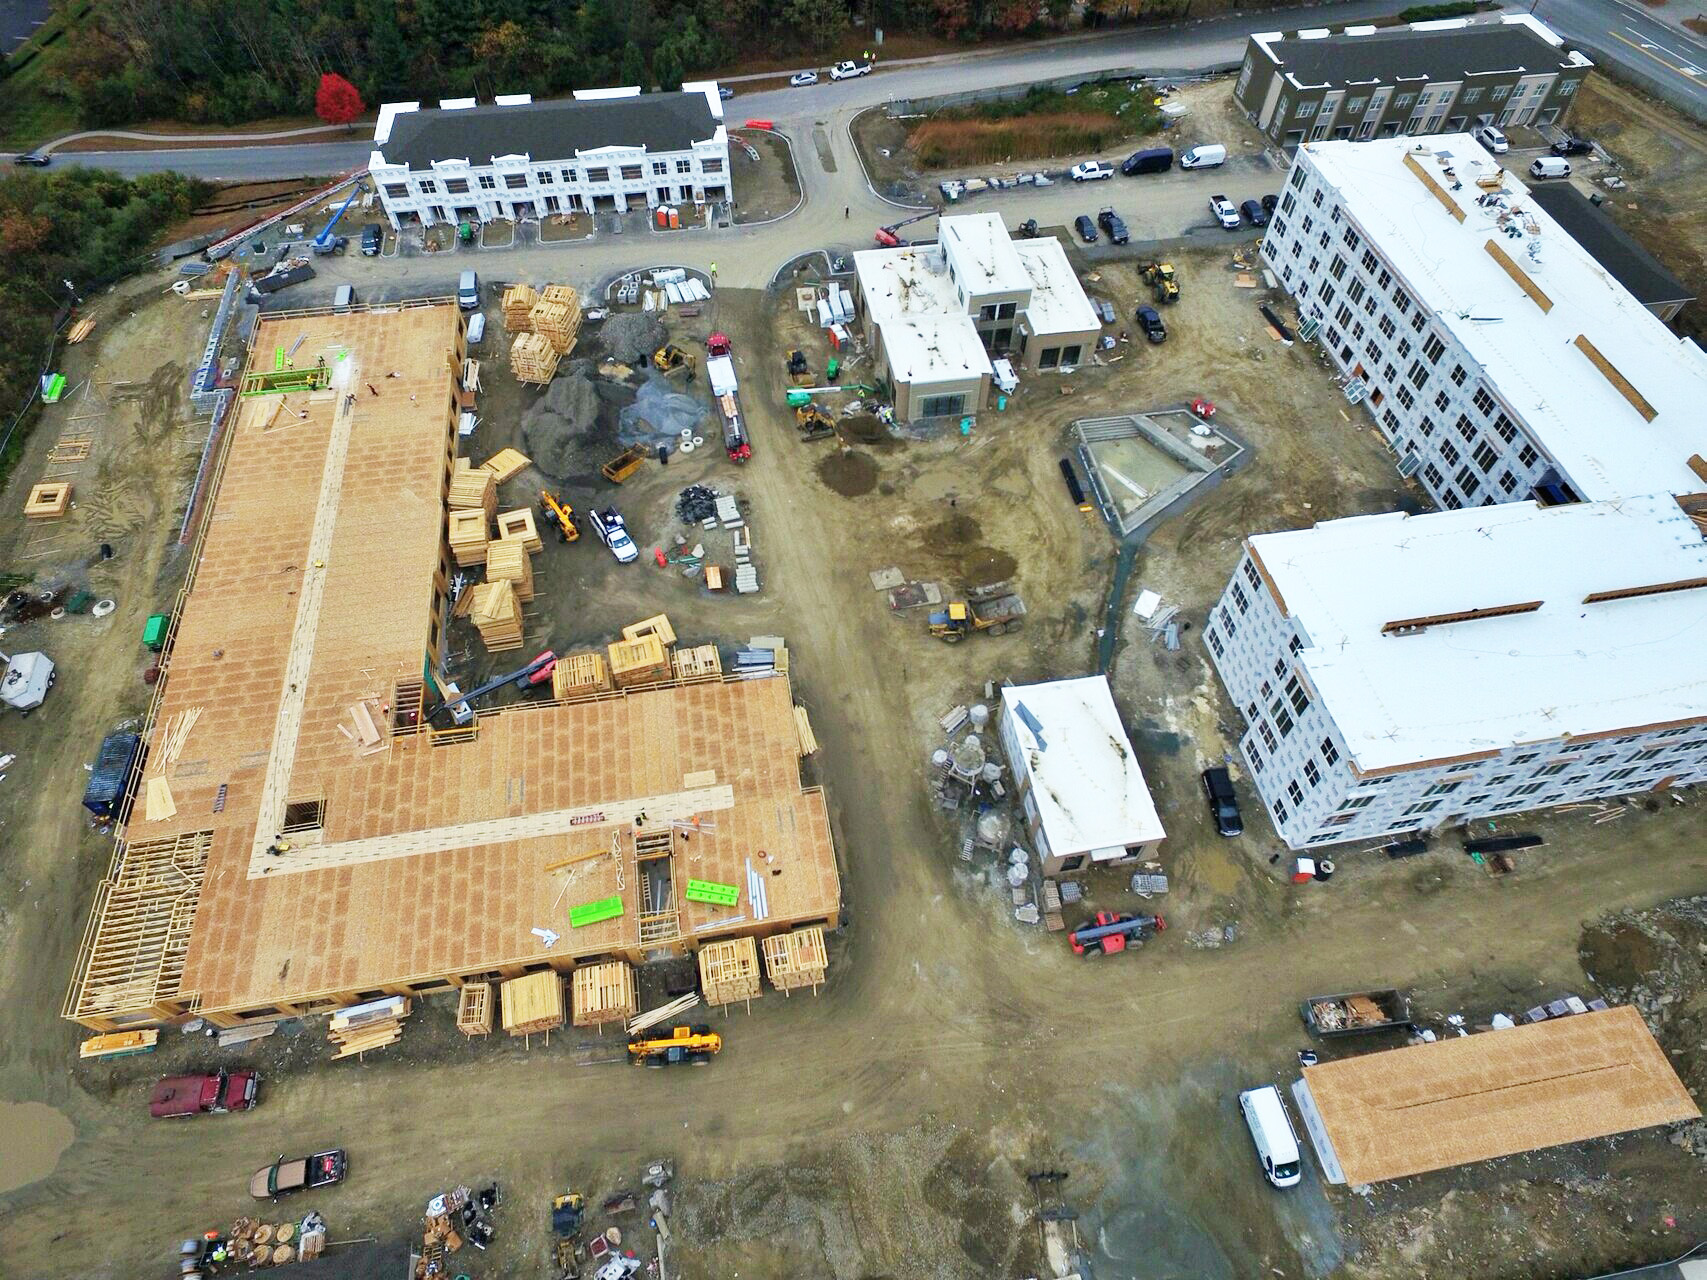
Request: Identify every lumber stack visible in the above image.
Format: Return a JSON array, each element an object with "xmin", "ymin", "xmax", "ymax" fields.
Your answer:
[
  {"xmin": 763, "ymin": 926, "xmax": 829, "ymax": 994},
  {"xmin": 448, "ymin": 509, "xmax": 490, "ymax": 567},
  {"xmin": 24, "ymin": 482, "xmax": 71, "ymax": 520},
  {"xmin": 608, "ymin": 634, "xmax": 670, "ymax": 689},
  {"xmin": 571, "ymin": 961, "xmax": 637, "ymax": 1027},
  {"xmin": 479, "ymin": 447, "xmax": 531, "ymax": 484},
  {"xmin": 529, "ymin": 291, "xmax": 583, "ymax": 355},
  {"xmin": 496, "ymin": 506, "xmax": 542, "ymax": 553},
  {"xmin": 551, "ymin": 651, "xmax": 611, "ymax": 700},
  {"xmin": 500, "ymin": 970, "xmax": 565, "ymax": 1037},
  {"xmin": 794, "ymin": 704, "xmax": 819, "ymax": 755},
  {"xmin": 456, "ymin": 982, "xmax": 493, "ymax": 1036},
  {"xmin": 502, "ymin": 283, "xmax": 540, "ymax": 330},
  {"xmin": 328, "ymin": 996, "xmax": 412, "ymax": 1060},
  {"xmin": 623, "ymin": 613, "xmax": 677, "ymax": 646},
  {"xmin": 79, "ymin": 1029, "xmax": 159, "ymax": 1059},
  {"xmin": 485, "ymin": 538, "xmax": 535, "ymax": 602},
  {"xmin": 511, "ymin": 332, "xmax": 560, "ymax": 384},
  {"xmin": 697, "ymin": 935, "xmax": 762, "ymax": 1008},
  {"xmin": 448, "ymin": 464, "xmax": 497, "ymax": 518},
  {"xmin": 468, "ymin": 579, "xmax": 523, "ymax": 652},
  {"xmin": 628, "ymin": 992, "xmax": 700, "ymax": 1036}
]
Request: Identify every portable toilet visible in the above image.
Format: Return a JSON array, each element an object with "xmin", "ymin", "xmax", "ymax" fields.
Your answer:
[
  {"xmin": 668, "ymin": 206, "xmax": 680, "ymax": 230},
  {"xmin": 786, "ymin": 389, "xmax": 811, "ymax": 408}
]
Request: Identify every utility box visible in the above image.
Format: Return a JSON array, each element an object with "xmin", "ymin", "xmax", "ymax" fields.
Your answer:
[
  {"xmin": 142, "ymin": 614, "xmax": 169, "ymax": 652},
  {"xmin": 83, "ymin": 731, "xmax": 143, "ymax": 818}
]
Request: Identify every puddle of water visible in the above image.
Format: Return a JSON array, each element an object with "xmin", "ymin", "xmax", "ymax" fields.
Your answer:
[{"xmin": 0, "ymin": 1100, "xmax": 75, "ymax": 1193}]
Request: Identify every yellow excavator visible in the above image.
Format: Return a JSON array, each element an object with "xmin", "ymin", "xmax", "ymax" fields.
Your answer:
[
  {"xmin": 795, "ymin": 403, "xmax": 835, "ymax": 440},
  {"xmin": 652, "ymin": 344, "xmax": 697, "ymax": 375},
  {"xmin": 627, "ymin": 1024, "xmax": 721, "ymax": 1068},
  {"xmin": 538, "ymin": 490, "xmax": 580, "ymax": 542}
]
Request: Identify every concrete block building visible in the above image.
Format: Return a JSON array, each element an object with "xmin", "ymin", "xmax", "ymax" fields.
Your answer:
[
  {"xmin": 1261, "ymin": 135, "xmax": 1707, "ymax": 512},
  {"xmin": 1204, "ymin": 494, "xmax": 1707, "ymax": 850},
  {"xmin": 1236, "ymin": 16, "xmax": 1590, "ymax": 148},
  {"xmin": 853, "ymin": 212, "xmax": 1099, "ymax": 421},
  {"xmin": 369, "ymin": 85, "xmax": 729, "ymax": 229},
  {"xmin": 997, "ymin": 677, "xmax": 1166, "ymax": 876}
]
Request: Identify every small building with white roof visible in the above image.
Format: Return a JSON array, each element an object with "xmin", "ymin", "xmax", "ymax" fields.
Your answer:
[
  {"xmin": 1203, "ymin": 493, "xmax": 1707, "ymax": 849},
  {"xmin": 997, "ymin": 676, "xmax": 1166, "ymax": 876},
  {"xmin": 853, "ymin": 212, "xmax": 1099, "ymax": 422}
]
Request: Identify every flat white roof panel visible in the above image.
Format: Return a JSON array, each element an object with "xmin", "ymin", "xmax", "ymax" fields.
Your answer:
[
  {"xmin": 1251, "ymin": 494, "xmax": 1707, "ymax": 770},
  {"xmin": 1014, "ymin": 238, "xmax": 1101, "ymax": 337},
  {"xmin": 1001, "ymin": 676, "xmax": 1166, "ymax": 853},
  {"xmin": 1300, "ymin": 136, "xmax": 1707, "ymax": 501}
]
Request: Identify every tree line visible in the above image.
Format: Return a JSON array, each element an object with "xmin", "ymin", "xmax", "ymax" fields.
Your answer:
[
  {"xmin": 0, "ymin": 169, "xmax": 207, "ymax": 461},
  {"xmin": 43, "ymin": 0, "xmax": 1100, "ymax": 129}
]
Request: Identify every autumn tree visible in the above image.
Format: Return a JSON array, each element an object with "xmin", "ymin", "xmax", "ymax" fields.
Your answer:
[{"xmin": 314, "ymin": 72, "xmax": 365, "ymax": 127}]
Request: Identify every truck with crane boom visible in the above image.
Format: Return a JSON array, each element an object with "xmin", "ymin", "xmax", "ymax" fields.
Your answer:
[
  {"xmin": 705, "ymin": 333, "xmax": 751, "ymax": 462},
  {"xmin": 431, "ymin": 650, "xmax": 556, "ymax": 725},
  {"xmin": 311, "ymin": 182, "xmax": 366, "ymax": 256}
]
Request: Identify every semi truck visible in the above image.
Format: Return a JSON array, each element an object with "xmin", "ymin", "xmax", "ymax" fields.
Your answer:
[{"xmin": 704, "ymin": 333, "xmax": 751, "ymax": 462}]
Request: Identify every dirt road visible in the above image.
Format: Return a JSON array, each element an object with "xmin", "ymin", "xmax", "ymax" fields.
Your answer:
[{"xmin": 1, "ymin": 272, "xmax": 1704, "ymax": 1279}]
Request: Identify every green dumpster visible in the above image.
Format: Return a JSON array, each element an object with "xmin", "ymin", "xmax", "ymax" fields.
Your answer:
[{"xmin": 143, "ymin": 614, "xmax": 169, "ymax": 651}]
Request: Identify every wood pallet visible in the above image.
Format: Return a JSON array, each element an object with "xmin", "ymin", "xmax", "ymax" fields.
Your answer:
[
  {"xmin": 448, "ymin": 509, "xmax": 490, "ymax": 566},
  {"xmin": 551, "ymin": 651, "xmax": 611, "ymax": 700},
  {"xmin": 502, "ymin": 283, "xmax": 540, "ymax": 331},
  {"xmin": 698, "ymin": 935, "xmax": 762, "ymax": 1008},
  {"xmin": 673, "ymin": 644, "xmax": 722, "ymax": 681},
  {"xmin": 456, "ymin": 982, "xmax": 493, "ymax": 1036},
  {"xmin": 528, "ymin": 298, "xmax": 582, "ymax": 355},
  {"xmin": 24, "ymin": 481, "xmax": 71, "ymax": 520},
  {"xmin": 485, "ymin": 538, "xmax": 534, "ymax": 602},
  {"xmin": 480, "ymin": 447, "xmax": 531, "ymax": 484},
  {"xmin": 469, "ymin": 578, "xmax": 523, "ymax": 652},
  {"xmin": 762, "ymin": 926, "xmax": 828, "ymax": 994},
  {"xmin": 623, "ymin": 613, "xmax": 677, "ymax": 646},
  {"xmin": 571, "ymin": 961, "xmax": 637, "ymax": 1027},
  {"xmin": 496, "ymin": 506, "xmax": 543, "ymax": 553},
  {"xmin": 448, "ymin": 465, "xmax": 496, "ymax": 518},
  {"xmin": 511, "ymin": 332, "xmax": 561, "ymax": 384}
]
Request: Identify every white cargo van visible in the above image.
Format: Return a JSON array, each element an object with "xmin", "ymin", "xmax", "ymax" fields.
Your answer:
[
  {"xmin": 1180, "ymin": 143, "xmax": 1227, "ymax": 170},
  {"xmin": 332, "ymin": 283, "xmax": 354, "ymax": 313},
  {"xmin": 458, "ymin": 269, "xmax": 479, "ymax": 309},
  {"xmin": 1529, "ymin": 156, "xmax": 1571, "ymax": 180},
  {"xmin": 1239, "ymin": 1085, "xmax": 1302, "ymax": 1187}
]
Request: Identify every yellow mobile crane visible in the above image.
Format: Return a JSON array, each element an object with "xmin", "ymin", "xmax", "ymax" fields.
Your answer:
[{"xmin": 627, "ymin": 1024, "xmax": 721, "ymax": 1068}]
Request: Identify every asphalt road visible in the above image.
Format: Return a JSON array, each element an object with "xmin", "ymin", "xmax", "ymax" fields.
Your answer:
[{"xmin": 1533, "ymin": 0, "xmax": 1707, "ymax": 122}]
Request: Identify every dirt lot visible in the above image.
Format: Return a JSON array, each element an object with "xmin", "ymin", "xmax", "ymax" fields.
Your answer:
[
  {"xmin": 0, "ymin": 233, "xmax": 1705, "ymax": 1280},
  {"xmin": 731, "ymin": 129, "xmax": 803, "ymax": 224},
  {"xmin": 1567, "ymin": 74, "xmax": 1707, "ymax": 342}
]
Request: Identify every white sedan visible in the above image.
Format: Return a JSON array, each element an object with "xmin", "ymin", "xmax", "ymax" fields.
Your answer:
[
  {"xmin": 1208, "ymin": 195, "xmax": 1241, "ymax": 229},
  {"xmin": 789, "ymin": 70, "xmax": 819, "ymax": 87},
  {"xmin": 1070, "ymin": 161, "xmax": 1114, "ymax": 182},
  {"xmin": 830, "ymin": 60, "xmax": 872, "ymax": 80}
]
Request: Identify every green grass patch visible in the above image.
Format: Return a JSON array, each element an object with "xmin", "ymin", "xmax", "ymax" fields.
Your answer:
[{"xmin": 909, "ymin": 82, "xmax": 1161, "ymax": 169}]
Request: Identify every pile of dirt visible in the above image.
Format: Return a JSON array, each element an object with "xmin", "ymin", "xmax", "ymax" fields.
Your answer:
[
  {"xmin": 816, "ymin": 450, "xmax": 879, "ymax": 497},
  {"xmin": 599, "ymin": 312, "xmax": 667, "ymax": 365},
  {"xmin": 521, "ymin": 372, "xmax": 601, "ymax": 478}
]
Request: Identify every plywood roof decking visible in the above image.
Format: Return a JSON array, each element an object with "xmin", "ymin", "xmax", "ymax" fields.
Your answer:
[
  {"xmin": 1302, "ymin": 1005, "xmax": 1700, "ymax": 1185},
  {"xmin": 73, "ymin": 302, "xmax": 839, "ymax": 1022}
]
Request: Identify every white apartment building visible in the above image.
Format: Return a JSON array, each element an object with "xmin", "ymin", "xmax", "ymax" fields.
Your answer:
[
  {"xmin": 368, "ymin": 85, "xmax": 730, "ymax": 229},
  {"xmin": 1262, "ymin": 135, "xmax": 1707, "ymax": 511},
  {"xmin": 1205, "ymin": 495, "xmax": 1707, "ymax": 849}
]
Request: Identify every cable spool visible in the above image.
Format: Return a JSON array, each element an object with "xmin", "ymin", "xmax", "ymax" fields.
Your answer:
[{"xmin": 49, "ymin": 607, "xmax": 65, "ymax": 621}]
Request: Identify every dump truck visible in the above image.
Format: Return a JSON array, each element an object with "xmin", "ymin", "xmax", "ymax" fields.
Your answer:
[
  {"xmin": 538, "ymin": 490, "xmax": 580, "ymax": 542},
  {"xmin": 705, "ymin": 332, "xmax": 751, "ymax": 462},
  {"xmin": 628, "ymin": 1024, "xmax": 721, "ymax": 1067},
  {"xmin": 927, "ymin": 592, "xmax": 1027, "ymax": 642},
  {"xmin": 249, "ymin": 1149, "xmax": 348, "ymax": 1200},
  {"xmin": 1300, "ymin": 989, "xmax": 1411, "ymax": 1037},
  {"xmin": 1141, "ymin": 260, "xmax": 1180, "ymax": 304}
]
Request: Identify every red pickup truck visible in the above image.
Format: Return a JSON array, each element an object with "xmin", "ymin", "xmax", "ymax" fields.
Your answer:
[{"xmin": 149, "ymin": 1069, "xmax": 259, "ymax": 1118}]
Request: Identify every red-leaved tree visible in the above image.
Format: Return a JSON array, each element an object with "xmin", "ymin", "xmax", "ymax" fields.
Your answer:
[{"xmin": 315, "ymin": 73, "xmax": 365, "ymax": 128}]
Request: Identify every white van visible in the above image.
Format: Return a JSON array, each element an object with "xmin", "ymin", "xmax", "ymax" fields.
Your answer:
[
  {"xmin": 1529, "ymin": 157, "xmax": 1571, "ymax": 180},
  {"xmin": 458, "ymin": 269, "xmax": 479, "ymax": 310},
  {"xmin": 1239, "ymin": 1085, "xmax": 1302, "ymax": 1187},
  {"xmin": 1180, "ymin": 143, "xmax": 1227, "ymax": 170},
  {"xmin": 332, "ymin": 283, "xmax": 355, "ymax": 313}
]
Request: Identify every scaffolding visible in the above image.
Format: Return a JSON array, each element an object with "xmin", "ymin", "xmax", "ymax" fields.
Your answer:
[{"xmin": 64, "ymin": 831, "xmax": 209, "ymax": 1026}]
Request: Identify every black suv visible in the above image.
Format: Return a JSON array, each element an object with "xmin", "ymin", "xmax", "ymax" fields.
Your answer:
[
  {"xmin": 1201, "ymin": 767, "xmax": 1243, "ymax": 837},
  {"xmin": 1096, "ymin": 207, "xmax": 1129, "ymax": 245},
  {"xmin": 361, "ymin": 222, "xmax": 383, "ymax": 256},
  {"xmin": 1551, "ymin": 136, "xmax": 1594, "ymax": 157},
  {"xmin": 1135, "ymin": 305, "xmax": 1167, "ymax": 344},
  {"xmin": 1074, "ymin": 214, "xmax": 1098, "ymax": 244}
]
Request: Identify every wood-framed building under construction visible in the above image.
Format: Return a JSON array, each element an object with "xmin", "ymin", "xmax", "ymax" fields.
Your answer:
[{"xmin": 64, "ymin": 302, "xmax": 841, "ymax": 1032}]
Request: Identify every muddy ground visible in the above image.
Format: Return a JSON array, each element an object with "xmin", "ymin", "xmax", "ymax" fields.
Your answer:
[{"xmin": 0, "ymin": 226, "xmax": 1705, "ymax": 1280}]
